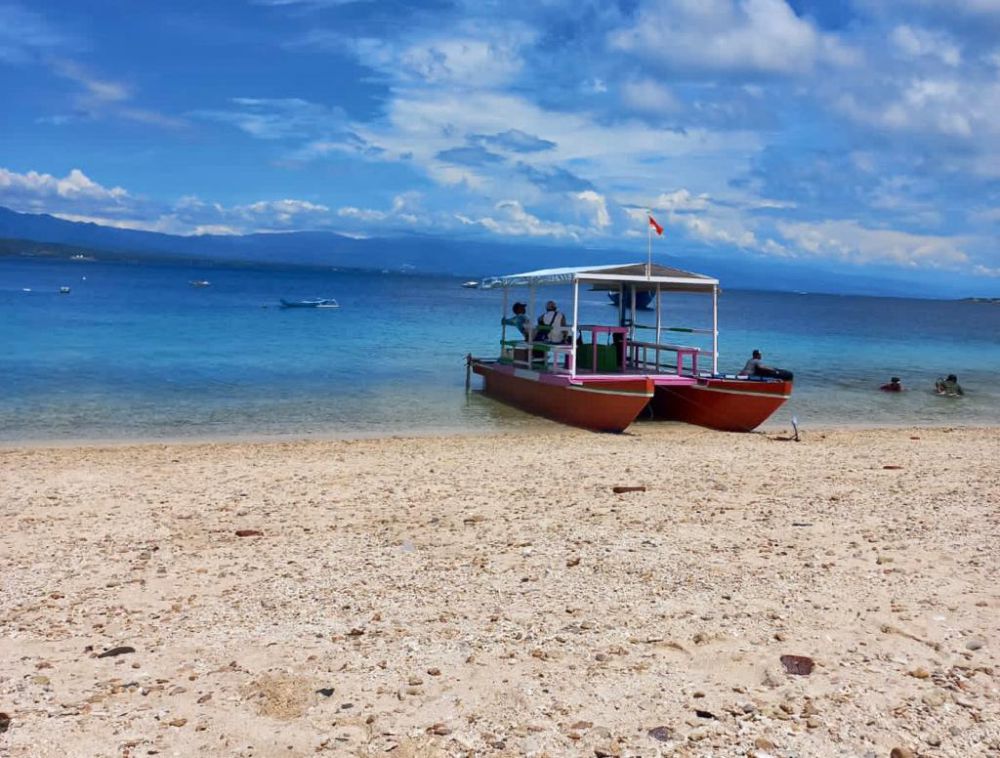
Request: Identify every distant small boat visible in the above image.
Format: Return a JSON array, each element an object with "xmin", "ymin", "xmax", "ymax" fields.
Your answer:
[
  {"xmin": 461, "ymin": 281, "xmax": 480, "ymax": 289},
  {"xmin": 280, "ymin": 298, "xmax": 339, "ymax": 309},
  {"xmin": 189, "ymin": 280, "xmax": 211, "ymax": 288},
  {"xmin": 59, "ymin": 286, "xmax": 71, "ymax": 294}
]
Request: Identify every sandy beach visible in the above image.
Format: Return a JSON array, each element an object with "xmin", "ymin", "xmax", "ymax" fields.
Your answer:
[{"xmin": 1, "ymin": 424, "xmax": 998, "ymax": 758}]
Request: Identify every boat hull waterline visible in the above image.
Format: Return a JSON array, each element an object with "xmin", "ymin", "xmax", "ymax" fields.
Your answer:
[
  {"xmin": 472, "ymin": 361, "xmax": 654, "ymax": 433},
  {"xmin": 649, "ymin": 376, "xmax": 792, "ymax": 432}
]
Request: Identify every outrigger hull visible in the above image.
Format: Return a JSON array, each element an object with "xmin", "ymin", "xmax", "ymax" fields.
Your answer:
[
  {"xmin": 472, "ymin": 361, "xmax": 654, "ymax": 433},
  {"xmin": 649, "ymin": 376, "xmax": 792, "ymax": 432}
]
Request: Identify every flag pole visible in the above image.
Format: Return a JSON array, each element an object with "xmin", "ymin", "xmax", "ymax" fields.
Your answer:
[{"xmin": 646, "ymin": 208, "xmax": 652, "ymax": 277}]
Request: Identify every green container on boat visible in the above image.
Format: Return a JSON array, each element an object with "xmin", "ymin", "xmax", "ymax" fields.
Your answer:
[{"xmin": 576, "ymin": 343, "xmax": 619, "ymax": 372}]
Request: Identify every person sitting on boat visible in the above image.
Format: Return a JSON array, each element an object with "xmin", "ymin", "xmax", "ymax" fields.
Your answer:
[
  {"xmin": 935, "ymin": 374, "xmax": 964, "ymax": 396},
  {"xmin": 741, "ymin": 349, "xmax": 794, "ymax": 381},
  {"xmin": 501, "ymin": 302, "xmax": 530, "ymax": 340},
  {"xmin": 880, "ymin": 376, "xmax": 904, "ymax": 392},
  {"xmin": 535, "ymin": 301, "xmax": 568, "ymax": 343}
]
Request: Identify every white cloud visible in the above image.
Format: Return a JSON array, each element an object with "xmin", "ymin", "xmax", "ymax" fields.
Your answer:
[
  {"xmin": 776, "ymin": 219, "xmax": 969, "ymax": 268},
  {"xmin": 677, "ymin": 214, "xmax": 759, "ymax": 248},
  {"xmin": 609, "ymin": 0, "xmax": 851, "ymax": 76},
  {"xmin": 574, "ymin": 190, "xmax": 610, "ymax": 229},
  {"xmin": 654, "ymin": 189, "xmax": 710, "ymax": 212},
  {"xmin": 834, "ymin": 76, "xmax": 1000, "ymax": 142},
  {"xmin": 352, "ymin": 89, "xmax": 760, "ymax": 200},
  {"xmin": 458, "ymin": 200, "xmax": 578, "ymax": 239},
  {"xmin": 0, "ymin": 167, "xmax": 129, "ymax": 206},
  {"xmin": 241, "ymin": 199, "xmax": 329, "ymax": 223},
  {"xmin": 0, "ymin": 167, "xmax": 335, "ymax": 234},
  {"xmin": 864, "ymin": 0, "xmax": 1000, "ymax": 21},
  {"xmin": 0, "ymin": 3, "xmax": 71, "ymax": 64},
  {"xmin": 337, "ymin": 194, "xmax": 421, "ymax": 225},
  {"xmin": 52, "ymin": 59, "xmax": 128, "ymax": 103},
  {"xmin": 299, "ymin": 25, "xmax": 533, "ymax": 88},
  {"xmin": 620, "ymin": 78, "xmax": 681, "ymax": 115},
  {"xmin": 624, "ymin": 197, "xmax": 767, "ymax": 251},
  {"xmin": 890, "ymin": 25, "xmax": 961, "ymax": 66},
  {"xmin": 338, "ymin": 206, "xmax": 387, "ymax": 222},
  {"xmin": 195, "ymin": 97, "xmax": 346, "ymax": 140},
  {"xmin": 968, "ymin": 206, "xmax": 1000, "ymax": 224},
  {"xmin": 49, "ymin": 212, "xmax": 171, "ymax": 231},
  {"xmin": 42, "ymin": 59, "xmax": 186, "ymax": 128},
  {"xmin": 398, "ymin": 35, "xmax": 527, "ymax": 87}
]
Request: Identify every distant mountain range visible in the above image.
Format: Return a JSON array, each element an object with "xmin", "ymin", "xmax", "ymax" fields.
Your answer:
[{"xmin": 0, "ymin": 205, "xmax": 992, "ymax": 299}]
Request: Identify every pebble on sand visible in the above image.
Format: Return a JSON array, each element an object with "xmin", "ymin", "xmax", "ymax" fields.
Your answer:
[
  {"xmin": 779, "ymin": 654, "xmax": 815, "ymax": 675},
  {"xmin": 96, "ymin": 646, "xmax": 136, "ymax": 658},
  {"xmin": 647, "ymin": 726, "xmax": 673, "ymax": 741}
]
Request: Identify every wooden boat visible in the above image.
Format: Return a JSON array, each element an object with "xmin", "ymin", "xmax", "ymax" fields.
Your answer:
[
  {"xmin": 473, "ymin": 363, "xmax": 654, "ymax": 432},
  {"xmin": 469, "ymin": 262, "xmax": 792, "ymax": 433},
  {"xmin": 279, "ymin": 298, "xmax": 339, "ymax": 309},
  {"xmin": 648, "ymin": 375, "xmax": 792, "ymax": 432}
]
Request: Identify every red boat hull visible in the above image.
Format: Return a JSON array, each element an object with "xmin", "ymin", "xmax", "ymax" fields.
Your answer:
[
  {"xmin": 649, "ymin": 377, "xmax": 792, "ymax": 432},
  {"xmin": 472, "ymin": 362, "xmax": 653, "ymax": 433}
]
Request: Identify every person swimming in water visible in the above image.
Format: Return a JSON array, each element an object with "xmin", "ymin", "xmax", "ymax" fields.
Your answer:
[
  {"xmin": 880, "ymin": 377, "xmax": 904, "ymax": 392},
  {"xmin": 934, "ymin": 374, "xmax": 964, "ymax": 396}
]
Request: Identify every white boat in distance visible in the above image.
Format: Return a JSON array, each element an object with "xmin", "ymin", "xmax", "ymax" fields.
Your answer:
[
  {"xmin": 280, "ymin": 298, "xmax": 339, "ymax": 309},
  {"xmin": 189, "ymin": 280, "xmax": 211, "ymax": 288}
]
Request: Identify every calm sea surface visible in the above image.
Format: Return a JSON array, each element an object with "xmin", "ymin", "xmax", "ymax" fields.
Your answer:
[{"xmin": 2, "ymin": 257, "xmax": 998, "ymax": 442}]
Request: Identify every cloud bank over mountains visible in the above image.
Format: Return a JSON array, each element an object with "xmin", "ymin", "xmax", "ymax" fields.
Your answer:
[{"xmin": 0, "ymin": 0, "xmax": 998, "ymax": 284}]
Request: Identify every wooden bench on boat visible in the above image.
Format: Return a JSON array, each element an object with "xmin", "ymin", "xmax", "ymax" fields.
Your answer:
[{"xmin": 503, "ymin": 340, "xmax": 575, "ymax": 373}]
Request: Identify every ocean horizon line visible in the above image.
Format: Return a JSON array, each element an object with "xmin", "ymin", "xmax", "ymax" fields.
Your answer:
[{"xmin": 3, "ymin": 246, "xmax": 993, "ymax": 303}]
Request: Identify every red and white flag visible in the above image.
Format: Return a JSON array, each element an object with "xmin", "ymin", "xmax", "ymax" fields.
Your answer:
[{"xmin": 648, "ymin": 214, "xmax": 664, "ymax": 236}]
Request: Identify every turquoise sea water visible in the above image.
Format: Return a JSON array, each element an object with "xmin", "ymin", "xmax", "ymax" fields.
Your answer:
[{"xmin": 2, "ymin": 257, "xmax": 998, "ymax": 442}]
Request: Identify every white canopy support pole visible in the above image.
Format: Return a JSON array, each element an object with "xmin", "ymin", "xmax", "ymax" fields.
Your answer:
[
  {"xmin": 712, "ymin": 285, "xmax": 719, "ymax": 375},
  {"xmin": 655, "ymin": 283, "xmax": 662, "ymax": 371},
  {"xmin": 501, "ymin": 285, "xmax": 508, "ymax": 346},
  {"xmin": 529, "ymin": 285, "xmax": 536, "ymax": 344},
  {"xmin": 629, "ymin": 286, "xmax": 636, "ymax": 368},
  {"xmin": 571, "ymin": 278, "xmax": 580, "ymax": 377}
]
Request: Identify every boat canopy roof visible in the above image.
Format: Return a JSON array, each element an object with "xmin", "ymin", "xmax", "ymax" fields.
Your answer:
[{"xmin": 480, "ymin": 262, "xmax": 718, "ymax": 293}]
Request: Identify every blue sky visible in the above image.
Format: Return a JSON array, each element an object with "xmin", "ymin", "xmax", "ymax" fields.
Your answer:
[{"xmin": 1, "ymin": 0, "xmax": 998, "ymax": 290}]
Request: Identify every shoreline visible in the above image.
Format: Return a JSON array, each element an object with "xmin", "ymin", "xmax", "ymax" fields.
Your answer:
[{"xmin": 1, "ymin": 417, "xmax": 996, "ymax": 451}]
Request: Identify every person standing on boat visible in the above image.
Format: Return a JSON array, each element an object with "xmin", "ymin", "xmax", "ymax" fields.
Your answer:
[
  {"xmin": 536, "ymin": 301, "xmax": 568, "ymax": 343},
  {"xmin": 501, "ymin": 302, "xmax": 530, "ymax": 340}
]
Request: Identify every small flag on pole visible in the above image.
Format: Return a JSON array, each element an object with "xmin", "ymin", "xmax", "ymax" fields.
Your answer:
[{"xmin": 648, "ymin": 214, "xmax": 663, "ymax": 236}]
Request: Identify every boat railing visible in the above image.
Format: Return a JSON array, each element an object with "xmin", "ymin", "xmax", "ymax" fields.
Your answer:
[
  {"xmin": 633, "ymin": 324, "xmax": 714, "ymax": 338},
  {"xmin": 627, "ymin": 340, "xmax": 701, "ymax": 376}
]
